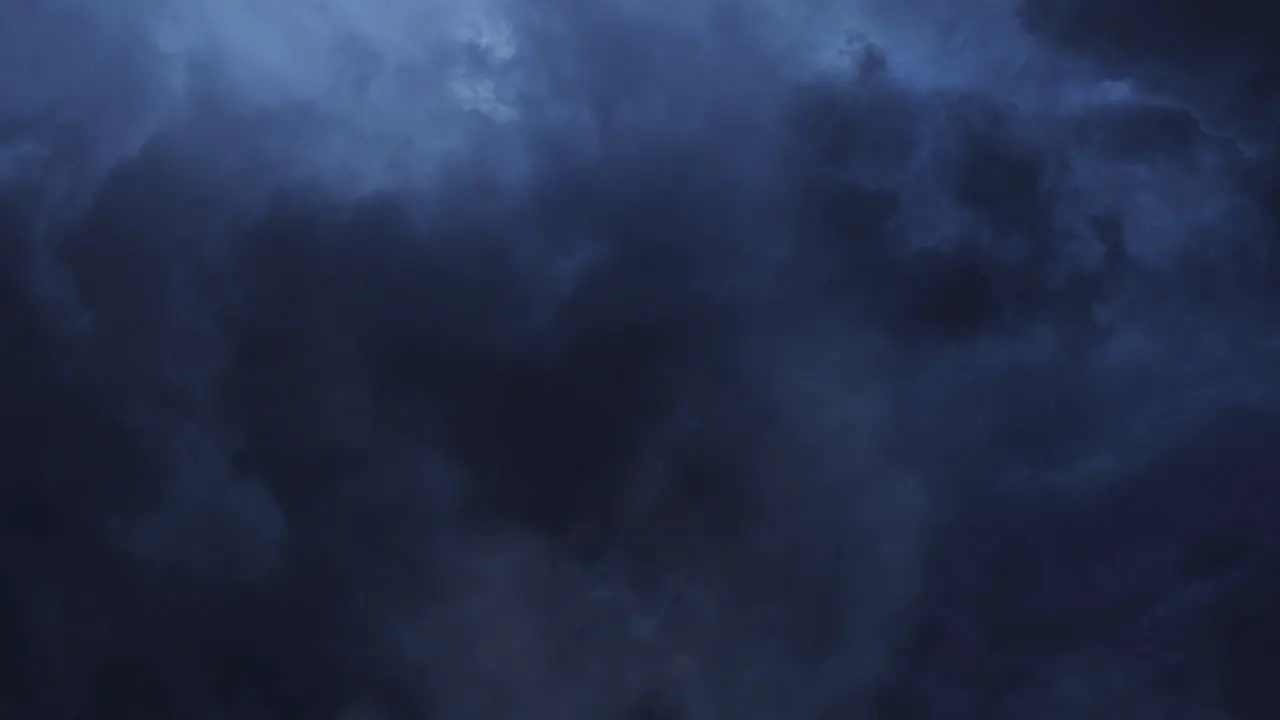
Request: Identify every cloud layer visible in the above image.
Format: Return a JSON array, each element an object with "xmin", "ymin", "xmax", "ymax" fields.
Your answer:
[{"xmin": 2, "ymin": 1, "xmax": 1279, "ymax": 718}]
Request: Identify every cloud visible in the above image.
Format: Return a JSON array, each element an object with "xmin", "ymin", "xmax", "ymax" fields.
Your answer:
[{"xmin": 2, "ymin": 1, "xmax": 1279, "ymax": 718}]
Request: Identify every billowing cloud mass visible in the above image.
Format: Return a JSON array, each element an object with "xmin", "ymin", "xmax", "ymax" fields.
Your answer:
[{"xmin": 2, "ymin": 0, "xmax": 1278, "ymax": 718}]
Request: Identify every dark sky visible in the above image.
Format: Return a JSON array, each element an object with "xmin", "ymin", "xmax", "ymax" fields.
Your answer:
[{"xmin": 2, "ymin": 1, "xmax": 1279, "ymax": 718}]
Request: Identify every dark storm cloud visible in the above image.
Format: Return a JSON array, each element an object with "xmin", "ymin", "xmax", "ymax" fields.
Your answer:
[
  {"xmin": 2, "ymin": 1, "xmax": 1279, "ymax": 719},
  {"xmin": 1020, "ymin": 0, "xmax": 1280, "ymax": 135}
]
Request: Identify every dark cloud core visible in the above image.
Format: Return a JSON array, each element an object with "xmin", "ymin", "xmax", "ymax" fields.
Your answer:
[{"xmin": 2, "ymin": 1, "xmax": 1279, "ymax": 718}]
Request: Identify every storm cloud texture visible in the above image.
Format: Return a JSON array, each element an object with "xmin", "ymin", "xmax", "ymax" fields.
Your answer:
[{"xmin": 2, "ymin": 0, "xmax": 1280, "ymax": 718}]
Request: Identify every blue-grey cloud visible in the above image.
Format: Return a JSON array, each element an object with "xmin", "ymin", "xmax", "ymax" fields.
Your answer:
[{"xmin": 2, "ymin": 1, "xmax": 1278, "ymax": 719}]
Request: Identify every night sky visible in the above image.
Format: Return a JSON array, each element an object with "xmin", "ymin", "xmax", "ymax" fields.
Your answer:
[{"xmin": 2, "ymin": 1, "xmax": 1279, "ymax": 718}]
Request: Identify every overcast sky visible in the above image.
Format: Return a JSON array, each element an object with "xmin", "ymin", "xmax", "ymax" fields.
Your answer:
[{"xmin": 2, "ymin": 1, "xmax": 1279, "ymax": 718}]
